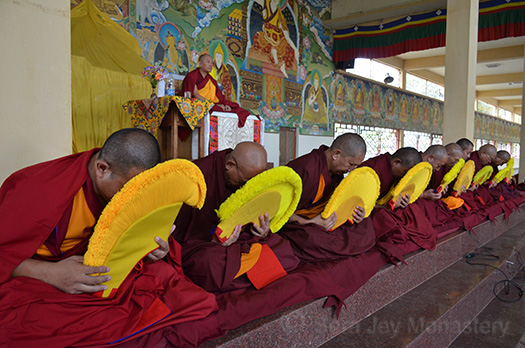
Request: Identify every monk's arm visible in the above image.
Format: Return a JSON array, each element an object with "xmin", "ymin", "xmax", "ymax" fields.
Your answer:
[
  {"xmin": 289, "ymin": 213, "xmax": 336, "ymax": 231},
  {"xmin": 192, "ymin": 85, "xmax": 207, "ymax": 101},
  {"xmin": 11, "ymin": 256, "xmax": 110, "ymax": 294}
]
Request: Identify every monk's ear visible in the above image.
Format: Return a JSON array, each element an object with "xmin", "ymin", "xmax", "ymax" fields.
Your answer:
[
  {"xmin": 332, "ymin": 149, "xmax": 342, "ymax": 159},
  {"xmin": 225, "ymin": 158, "xmax": 236, "ymax": 170},
  {"xmin": 95, "ymin": 160, "xmax": 111, "ymax": 178},
  {"xmin": 391, "ymin": 158, "xmax": 402, "ymax": 167}
]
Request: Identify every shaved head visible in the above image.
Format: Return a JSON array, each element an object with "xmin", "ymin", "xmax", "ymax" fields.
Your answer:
[
  {"xmin": 493, "ymin": 150, "xmax": 511, "ymax": 166},
  {"xmin": 445, "ymin": 143, "xmax": 463, "ymax": 168},
  {"xmin": 391, "ymin": 147, "xmax": 422, "ymax": 179},
  {"xmin": 479, "ymin": 144, "xmax": 497, "ymax": 165},
  {"xmin": 225, "ymin": 142, "xmax": 267, "ymax": 190},
  {"xmin": 457, "ymin": 138, "xmax": 474, "ymax": 160},
  {"xmin": 331, "ymin": 133, "xmax": 367, "ymax": 158},
  {"xmin": 422, "ymin": 145, "xmax": 448, "ymax": 171},
  {"xmin": 327, "ymin": 133, "xmax": 366, "ymax": 176},
  {"xmin": 98, "ymin": 128, "xmax": 160, "ymax": 177}
]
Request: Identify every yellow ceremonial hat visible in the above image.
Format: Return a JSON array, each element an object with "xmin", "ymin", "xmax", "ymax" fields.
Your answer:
[
  {"xmin": 214, "ymin": 166, "xmax": 302, "ymax": 243},
  {"xmin": 472, "ymin": 165, "xmax": 493, "ymax": 186},
  {"xmin": 377, "ymin": 162, "xmax": 433, "ymax": 209},
  {"xmin": 452, "ymin": 160, "xmax": 475, "ymax": 197},
  {"xmin": 437, "ymin": 158, "xmax": 465, "ymax": 193},
  {"xmin": 84, "ymin": 159, "xmax": 206, "ymax": 298},
  {"xmin": 321, "ymin": 167, "xmax": 380, "ymax": 231}
]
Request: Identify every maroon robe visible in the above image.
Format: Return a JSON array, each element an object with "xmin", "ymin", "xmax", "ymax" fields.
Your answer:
[
  {"xmin": 469, "ymin": 151, "xmax": 484, "ymax": 172},
  {"xmin": 360, "ymin": 153, "xmax": 395, "ymax": 200},
  {"xmin": 182, "ymin": 69, "xmax": 252, "ymax": 127},
  {"xmin": 361, "ymin": 153, "xmax": 436, "ymax": 260},
  {"xmin": 278, "ymin": 146, "xmax": 376, "ymax": 262},
  {"xmin": 173, "ymin": 149, "xmax": 299, "ymax": 293},
  {"xmin": 0, "ymin": 150, "xmax": 217, "ymax": 347},
  {"xmin": 429, "ymin": 166, "xmax": 446, "ymax": 190}
]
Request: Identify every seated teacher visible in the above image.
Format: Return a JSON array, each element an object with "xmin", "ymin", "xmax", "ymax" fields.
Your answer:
[{"xmin": 182, "ymin": 53, "xmax": 252, "ymax": 127}]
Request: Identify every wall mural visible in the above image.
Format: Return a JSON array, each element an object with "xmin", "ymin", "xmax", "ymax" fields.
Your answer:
[
  {"xmin": 71, "ymin": 1, "xmax": 520, "ymax": 144},
  {"xmin": 331, "ymin": 73, "xmax": 444, "ymax": 134},
  {"xmin": 475, "ymin": 112, "xmax": 520, "ymax": 143},
  {"xmin": 74, "ymin": 0, "xmax": 334, "ymax": 135}
]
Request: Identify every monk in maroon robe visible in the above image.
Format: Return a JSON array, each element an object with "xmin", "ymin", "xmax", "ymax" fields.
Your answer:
[
  {"xmin": 363, "ymin": 147, "xmax": 436, "ymax": 258},
  {"xmin": 457, "ymin": 138, "xmax": 474, "ymax": 161},
  {"xmin": 416, "ymin": 143, "xmax": 463, "ymax": 234},
  {"xmin": 174, "ymin": 142, "xmax": 299, "ymax": 293},
  {"xmin": 0, "ymin": 129, "xmax": 217, "ymax": 347},
  {"xmin": 182, "ymin": 53, "xmax": 252, "ymax": 127},
  {"xmin": 278, "ymin": 133, "xmax": 376, "ymax": 262}
]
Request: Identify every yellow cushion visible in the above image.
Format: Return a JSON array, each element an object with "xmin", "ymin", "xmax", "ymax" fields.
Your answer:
[
  {"xmin": 321, "ymin": 167, "xmax": 380, "ymax": 230},
  {"xmin": 472, "ymin": 165, "xmax": 493, "ymax": 186},
  {"xmin": 215, "ymin": 166, "xmax": 302, "ymax": 243},
  {"xmin": 84, "ymin": 159, "xmax": 206, "ymax": 298},
  {"xmin": 452, "ymin": 160, "xmax": 475, "ymax": 196},
  {"xmin": 377, "ymin": 162, "xmax": 433, "ymax": 209}
]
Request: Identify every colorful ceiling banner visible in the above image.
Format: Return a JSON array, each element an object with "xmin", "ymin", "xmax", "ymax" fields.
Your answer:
[
  {"xmin": 475, "ymin": 112, "xmax": 521, "ymax": 143},
  {"xmin": 333, "ymin": 0, "xmax": 525, "ymax": 62}
]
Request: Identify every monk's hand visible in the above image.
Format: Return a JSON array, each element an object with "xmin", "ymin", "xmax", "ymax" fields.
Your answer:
[
  {"xmin": 46, "ymin": 256, "xmax": 110, "ymax": 294},
  {"xmin": 395, "ymin": 194, "xmax": 410, "ymax": 209},
  {"xmin": 423, "ymin": 189, "xmax": 441, "ymax": 201},
  {"xmin": 251, "ymin": 212, "xmax": 270, "ymax": 238},
  {"xmin": 145, "ymin": 224, "xmax": 175, "ymax": 262},
  {"xmin": 313, "ymin": 212, "xmax": 337, "ymax": 231},
  {"xmin": 352, "ymin": 206, "xmax": 366, "ymax": 224},
  {"xmin": 221, "ymin": 224, "xmax": 242, "ymax": 246}
]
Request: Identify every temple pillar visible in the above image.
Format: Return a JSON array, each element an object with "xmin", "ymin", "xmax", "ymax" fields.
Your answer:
[{"xmin": 442, "ymin": 0, "xmax": 479, "ymax": 144}]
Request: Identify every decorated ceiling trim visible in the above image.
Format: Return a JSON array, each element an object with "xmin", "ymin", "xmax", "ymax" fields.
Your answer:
[{"xmin": 333, "ymin": 0, "xmax": 525, "ymax": 62}]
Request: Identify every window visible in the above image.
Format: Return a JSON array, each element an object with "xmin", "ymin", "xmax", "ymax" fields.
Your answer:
[
  {"xmin": 334, "ymin": 123, "xmax": 399, "ymax": 159},
  {"xmin": 405, "ymin": 73, "xmax": 444, "ymax": 101},
  {"xmin": 403, "ymin": 131, "xmax": 443, "ymax": 151},
  {"xmin": 477, "ymin": 100, "xmax": 497, "ymax": 116},
  {"xmin": 346, "ymin": 58, "xmax": 401, "ymax": 88},
  {"xmin": 498, "ymin": 108, "xmax": 514, "ymax": 122},
  {"xmin": 512, "ymin": 143, "xmax": 520, "ymax": 159}
]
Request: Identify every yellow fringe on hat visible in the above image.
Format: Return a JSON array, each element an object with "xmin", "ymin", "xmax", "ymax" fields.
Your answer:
[
  {"xmin": 472, "ymin": 165, "xmax": 494, "ymax": 186},
  {"xmin": 437, "ymin": 158, "xmax": 465, "ymax": 192},
  {"xmin": 215, "ymin": 166, "xmax": 302, "ymax": 240},
  {"xmin": 377, "ymin": 162, "xmax": 433, "ymax": 208},
  {"xmin": 492, "ymin": 158, "xmax": 514, "ymax": 185},
  {"xmin": 85, "ymin": 159, "xmax": 206, "ymax": 268},
  {"xmin": 452, "ymin": 160, "xmax": 475, "ymax": 196},
  {"xmin": 321, "ymin": 167, "xmax": 380, "ymax": 229}
]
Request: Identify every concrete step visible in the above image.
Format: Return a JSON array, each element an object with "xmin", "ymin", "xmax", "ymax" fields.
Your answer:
[
  {"xmin": 320, "ymin": 220, "xmax": 525, "ymax": 348},
  {"xmin": 203, "ymin": 207, "xmax": 525, "ymax": 348},
  {"xmin": 448, "ymin": 266, "xmax": 525, "ymax": 348}
]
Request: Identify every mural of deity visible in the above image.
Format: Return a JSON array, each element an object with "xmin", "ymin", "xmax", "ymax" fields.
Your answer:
[
  {"xmin": 411, "ymin": 97, "xmax": 419, "ymax": 127},
  {"xmin": 157, "ymin": 23, "xmax": 189, "ymax": 74},
  {"xmin": 399, "ymin": 94, "xmax": 408, "ymax": 123},
  {"xmin": 353, "ymin": 80, "xmax": 365, "ymax": 115},
  {"xmin": 370, "ymin": 85, "xmax": 381, "ymax": 118},
  {"xmin": 385, "ymin": 89, "xmax": 395, "ymax": 120},
  {"xmin": 302, "ymin": 70, "xmax": 328, "ymax": 125},
  {"xmin": 422, "ymin": 100, "xmax": 430, "ymax": 127},
  {"xmin": 248, "ymin": 0, "xmax": 299, "ymax": 79},
  {"xmin": 209, "ymin": 40, "xmax": 238, "ymax": 102}
]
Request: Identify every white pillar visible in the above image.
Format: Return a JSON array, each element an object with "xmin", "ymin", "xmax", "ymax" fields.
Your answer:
[
  {"xmin": 442, "ymin": 0, "xmax": 479, "ymax": 144},
  {"xmin": 519, "ymin": 46, "xmax": 525, "ymax": 182}
]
